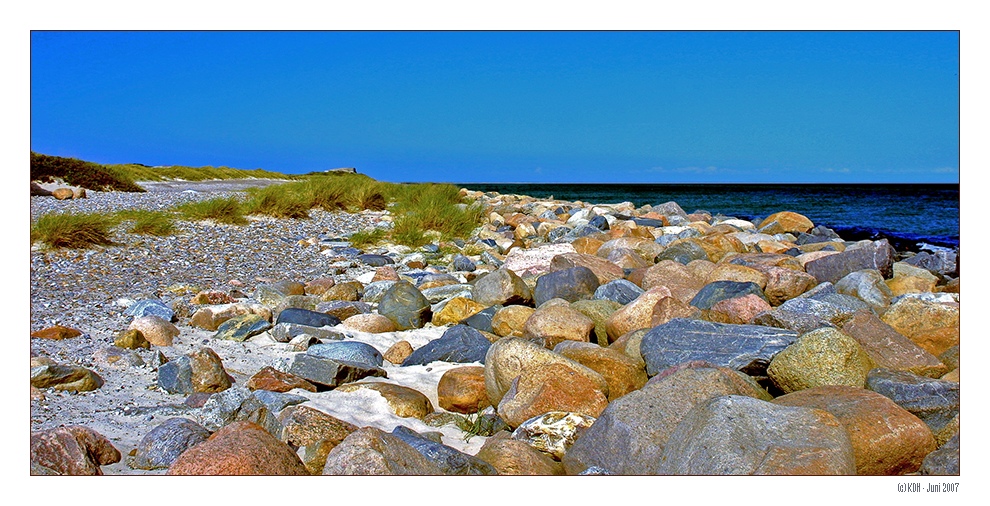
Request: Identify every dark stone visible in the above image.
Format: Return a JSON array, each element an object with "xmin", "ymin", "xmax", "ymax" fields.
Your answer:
[
  {"xmin": 904, "ymin": 250, "xmax": 958, "ymax": 277},
  {"xmin": 690, "ymin": 281, "xmax": 767, "ymax": 310},
  {"xmin": 378, "ymin": 280, "xmax": 432, "ymax": 330},
  {"xmin": 805, "ymin": 239, "xmax": 896, "ymax": 284},
  {"xmin": 358, "ymin": 254, "xmax": 395, "ymax": 267},
  {"xmin": 631, "ymin": 217, "xmax": 665, "ymax": 228},
  {"xmin": 315, "ymin": 300, "xmax": 372, "ymax": 321},
  {"xmin": 593, "ymin": 279, "xmax": 645, "ymax": 305},
  {"xmin": 751, "ymin": 309, "xmax": 834, "ymax": 334},
  {"xmin": 251, "ymin": 390, "xmax": 309, "ymax": 413},
  {"xmin": 640, "ymin": 318, "xmax": 799, "ymax": 377},
  {"xmin": 920, "ymin": 433, "xmax": 960, "ymax": 475},
  {"xmin": 656, "ymin": 241, "xmax": 709, "ymax": 265},
  {"xmin": 461, "ymin": 305, "xmax": 501, "ymax": 333},
  {"xmin": 307, "ymin": 341, "xmax": 384, "ymax": 368},
  {"xmin": 865, "ymin": 368, "xmax": 959, "ymax": 436},
  {"xmin": 287, "ymin": 354, "xmax": 387, "ymax": 390},
  {"xmin": 452, "ymin": 254, "xmax": 477, "ymax": 272},
  {"xmin": 133, "ymin": 418, "xmax": 211, "ymax": 470},
  {"xmin": 402, "ymin": 324, "xmax": 491, "ymax": 366},
  {"xmin": 269, "ymin": 322, "xmax": 346, "ymax": 342},
  {"xmin": 125, "ymin": 299, "xmax": 176, "ymax": 322},
  {"xmin": 199, "ymin": 386, "xmax": 281, "ymax": 435},
  {"xmin": 776, "ymin": 295, "xmax": 871, "ymax": 327},
  {"xmin": 588, "ymin": 215, "xmax": 610, "ymax": 231},
  {"xmin": 214, "ymin": 313, "xmax": 273, "ymax": 341},
  {"xmin": 796, "ymin": 225, "xmax": 841, "ymax": 245},
  {"xmin": 276, "ymin": 308, "xmax": 342, "ymax": 328},
  {"xmin": 157, "ymin": 356, "xmax": 194, "ymax": 394},
  {"xmin": 390, "ymin": 426, "xmax": 499, "ymax": 475},
  {"xmin": 546, "ymin": 226, "xmax": 571, "ymax": 242},
  {"xmin": 532, "ymin": 266, "xmax": 600, "ymax": 307}
]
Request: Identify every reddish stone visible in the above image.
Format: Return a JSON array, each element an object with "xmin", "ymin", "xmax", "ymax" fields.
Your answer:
[
  {"xmin": 707, "ymin": 294, "xmax": 772, "ymax": 324},
  {"xmin": 549, "ymin": 252, "xmax": 624, "ymax": 285},
  {"xmin": 31, "ymin": 325, "xmax": 83, "ymax": 340},
  {"xmin": 437, "ymin": 366, "xmax": 490, "ymax": 414},
  {"xmin": 246, "ymin": 366, "xmax": 318, "ymax": 393},
  {"xmin": 383, "ymin": 340, "xmax": 414, "ymax": 364},
  {"xmin": 604, "ymin": 286, "xmax": 672, "ymax": 342},
  {"xmin": 190, "ymin": 290, "xmax": 236, "ymax": 305},
  {"xmin": 167, "ymin": 421, "xmax": 310, "ymax": 475},
  {"xmin": 497, "ymin": 362, "xmax": 609, "ymax": 428},
  {"xmin": 304, "ymin": 277, "xmax": 336, "ymax": 295},
  {"xmin": 30, "ymin": 425, "xmax": 121, "ymax": 475}
]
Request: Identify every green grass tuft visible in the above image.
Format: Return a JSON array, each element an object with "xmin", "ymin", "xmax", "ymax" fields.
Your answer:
[
  {"xmin": 390, "ymin": 183, "xmax": 483, "ymax": 246},
  {"xmin": 348, "ymin": 228, "xmax": 388, "ymax": 248},
  {"xmin": 115, "ymin": 209, "xmax": 177, "ymax": 236},
  {"xmin": 175, "ymin": 197, "xmax": 248, "ymax": 224},
  {"xmin": 31, "ymin": 212, "xmax": 117, "ymax": 249},
  {"xmin": 244, "ymin": 185, "xmax": 310, "ymax": 219}
]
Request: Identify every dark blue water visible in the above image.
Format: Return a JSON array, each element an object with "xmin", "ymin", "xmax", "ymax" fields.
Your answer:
[{"xmin": 459, "ymin": 183, "xmax": 960, "ymax": 251}]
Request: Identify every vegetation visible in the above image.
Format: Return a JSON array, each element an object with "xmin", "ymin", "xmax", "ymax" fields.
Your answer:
[
  {"xmin": 115, "ymin": 209, "xmax": 177, "ymax": 236},
  {"xmin": 389, "ymin": 183, "xmax": 484, "ymax": 247},
  {"xmin": 31, "ymin": 212, "xmax": 117, "ymax": 249},
  {"xmin": 348, "ymin": 228, "xmax": 388, "ymax": 248},
  {"xmin": 108, "ymin": 163, "xmax": 293, "ymax": 182},
  {"xmin": 175, "ymin": 197, "xmax": 248, "ymax": 225},
  {"xmin": 244, "ymin": 185, "xmax": 311, "ymax": 219},
  {"xmin": 31, "ymin": 152, "xmax": 146, "ymax": 192}
]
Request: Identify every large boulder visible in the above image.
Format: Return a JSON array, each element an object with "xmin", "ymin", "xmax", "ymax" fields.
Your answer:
[
  {"xmin": 804, "ymin": 239, "xmax": 896, "ymax": 284},
  {"xmin": 865, "ymin": 368, "xmax": 960, "ymax": 446},
  {"xmin": 321, "ymin": 427, "xmax": 444, "ymax": 475},
  {"xmin": 168, "ymin": 421, "xmax": 309, "ymax": 475},
  {"xmin": 553, "ymin": 341, "xmax": 647, "ymax": 401},
  {"xmin": 522, "ymin": 304, "xmax": 595, "ymax": 349},
  {"xmin": 841, "ymin": 310, "xmax": 948, "ymax": 378},
  {"xmin": 377, "ymin": 281, "xmax": 432, "ymax": 330},
  {"xmin": 472, "ymin": 267, "xmax": 534, "ymax": 307},
  {"xmin": 767, "ymin": 327, "xmax": 876, "ymax": 394},
  {"xmin": 30, "ymin": 425, "xmax": 121, "ymax": 475},
  {"xmin": 484, "ymin": 337, "xmax": 608, "ymax": 407},
  {"xmin": 532, "ymin": 266, "xmax": 600, "ymax": 306},
  {"xmin": 496, "ymin": 362, "xmax": 609, "ymax": 429},
  {"xmin": 390, "ymin": 426, "xmax": 498, "ymax": 475},
  {"xmin": 880, "ymin": 297, "xmax": 960, "ymax": 357},
  {"xmin": 402, "ymin": 324, "xmax": 491, "ymax": 366}
]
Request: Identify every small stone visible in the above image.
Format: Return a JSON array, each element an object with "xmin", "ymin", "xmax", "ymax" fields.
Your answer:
[
  {"xmin": 402, "ymin": 324, "xmax": 491, "ymax": 366},
  {"xmin": 511, "ymin": 411, "xmax": 596, "ymax": 460},
  {"xmin": 213, "ymin": 313, "xmax": 272, "ymax": 341},
  {"xmin": 190, "ymin": 290, "xmax": 236, "ymax": 305},
  {"xmin": 276, "ymin": 307, "xmax": 341, "ymax": 328},
  {"xmin": 128, "ymin": 315, "xmax": 180, "ymax": 346},
  {"xmin": 31, "ymin": 325, "xmax": 82, "ymax": 340},
  {"xmin": 491, "ymin": 305, "xmax": 535, "ymax": 338},
  {"xmin": 286, "ymin": 353, "xmax": 387, "ymax": 390},
  {"xmin": 278, "ymin": 404, "xmax": 359, "ymax": 449},
  {"xmin": 337, "ymin": 382, "xmax": 434, "ymax": 419},
  {"xmin": 472, "ymin": 266, "xmax": 534, "ymax": 307},
  {"xmin": 31, "ymin": 364, "xmax": 103, "ymax": 392},
  {"xmin": 383, "ymin": 340, "xmax": 414, "ymax": 364},
  {"xmin": 342, "ymin": 313, "xmax": 396, "ymax": 333},
  {"xmin": 532, "ymin": 266, "xmax": 600, "ymax": 306},
  {"xmin": 437, "ymin": 366, "xmax": 490, "ymax": 414},
  {"xmin": 431, "ymin": 297, "xmax": 487, "ymax": 326},
  {"xmin": 522, "ymin": 304, "xmax": 595, "ymax": 349},
  {"xmin": 390, "ymin": 426, "xmax": 498, "ymax": 475},
  {"xmin": 246, "ymin": 366, "xmax": 317, "ymax": 393},
  {"xmin": 308, "ymin": 341, "xmax": 384, "ymax": 368},
  {"xmin": 114, "ymin": 328, "xmax": 151, "ymax": 349},
  {"xmin": 475, "ymin": 432, "xmax": 565, "ymax": 475}
]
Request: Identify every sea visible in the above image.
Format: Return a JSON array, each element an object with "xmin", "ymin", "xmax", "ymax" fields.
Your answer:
[{"xmin": 457, "ymin": 183, "xmax": 960, "ymax": 253}]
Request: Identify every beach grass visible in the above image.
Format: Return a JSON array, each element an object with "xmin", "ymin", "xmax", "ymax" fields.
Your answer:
[
  {"xmin": 175, "ymin": 196, "xmax": 249, "ymax": 224},
  {"xmin": 107, "ymin": 163, "xmax": 294, "ymax": 182},
  {"xmin": 31, "ymin": 212, "xmax": 118, "ymax": 249},
  {"xmin": 390, "ymin": 183, "xmax": 484, "ymax": 246},
  {"xmin": 115, "ymin": 209, "xmax": 178, "ymax": 236},
  {"xmin": 244, "ymin": 185, "xmax": 311, "ymax": 219},
  {"xmin": 348, "ymin": 228, "xmax": 388, "ymax": 248},
  {"xmin": 31, "ymin": 152, "xmax": 146, "ymax": 192}
]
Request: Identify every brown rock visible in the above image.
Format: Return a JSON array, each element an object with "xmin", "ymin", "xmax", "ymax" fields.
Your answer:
[
  {"xmin": 321, "ymin": 426, "xmax": 444, "ymax": 475},
  {"xmin": 886, "ymin": 262, "xmax": 938, "ymax": 296},
  {"xmin": 608, "ymin": 329, "xmax": 649, "ymax": 367},
  {"xmin": 604, "ymin": 286, "xmax": 673, "ymax": 342},
  {"xmin": 342, "ymin": 313, "xmax": 396, "ymax": 333},
  {"xmin": 188, "ymin": 347, "xmax": 233, "ymax": 393},
  {"xmin": 554, "ymin": 342, "xmax": 647, "ymax": 401},
  {"xmin": 522, "ymin": 304, "xmax": 595, "ymax": 349},
  {"xmin": 941, "ymin": 368, "xmax": 959, "ymax": 382},
  {"xmin": 767, "ymin": 327, "xmax": 876, "ymax": 394},
  {"xmin": 475, "ymin": 432, "xmax": 564, "ymax": 475},
  {"xmin": 304, "ymin": 277, "xmax": 336, "ymax": 295},
  {"xmin": 188, "ymin": 303, "xmax": 272, "ymax": 331},
  {"xmin": 881, "ymin": 297, "xmax": 960, "ymax": 356},
  {"xmin": 759, "ymin": 211, "xmax": 815, "ymax": 234},
  {"xmin": 597, "ymin": 237, "xmax": 663, "ymax": 264},
  {"xmin": 748, "ymin": 264, "xmax": 819, "ymax": 306},
  {"xmin": 841, "ymin": 310, "xmax": 948, "ymax": 378},
  {"xmin": 277, "ymin": 405, "xmax": 359, "ymax": 448},
  {"xmin": 246, "ymin": 366, "xmax": 318, "ymax": 393},
  {"xmin": 320, "ymin": 281, "xmax": 362, "ymax": 302},
  {"xmin": 773, "ymin": 386, "xmax": 937, "ymax": 475},
  {"xmin": 437, "ymin": 366, "xmax": 491, "ymax": 414},
  {"xmin": 705, "ymin": 263, "xmax": 768, "ymax": 290},
  {"xmin": 549, "ymin": 252, "xmax": 624, "ymax": 285},
  {"xmin": 696, "ymin": 233, "xmax": 747, "ymax": 262},
  {"xmin": 168, "ymin": 421, "xmax": 309, "ymax": 475},
  {"xmin": 484, "ymin": 337, "xmax": 609, "ymax": 407},
  {"xmin": 114, "ymin": 328, "xmax": 150, "ymax": 349},
  {"xmin": 491, "ymin": 305, "xmax": 535, "ymax": 337},
  {"xmin": 30, "ymin": 425, "xmax": 121, "ymax": 475},
  {"xmin": 431, "ymin": 297, "xmax": 487, "ymax": 326},
  {"xmin": 31, "ymin": 325, "xmax": 82, "ymax": 340},
  {"xmin": 31, "ymin": 364, "xmax": 104, "ymax": 392},
  {"xmin": 606, "ymin": 247, "xmax": 651, "ymax": 270},
  {"xmin": 371, "ymin": 265, "xmax": 400, "ymax": 283},
  {"xmin": 571, "ymin": 236, "xmax": 604, "ymax": 256},
  {"xmin": 52, "ymin": 187, "xmax": 74, "ymax": 200},
  {"xmin": 641, "ymin": 260, "xmax": 706, "ymax": 303},
  {"xmin": 336, "ymin": 382, "xmax": 434, "ymax": 419},
  {"xmin": 706, "ymin": 293, "xmax": 772, "ymax": 324},
  {"xmin": 497, "ymin": 362, "xmax": 609, "ymax": 428},
  {"xmin": 127, "ymin": 315, "xmax": 179, "ymax": 346},
  {"xmin": 383, "ymin": 340, "xmax": 414, "ymax": 364},
  {"xmin": 190, "ymin": 290, "xmax": 236, "ymax": 305}
]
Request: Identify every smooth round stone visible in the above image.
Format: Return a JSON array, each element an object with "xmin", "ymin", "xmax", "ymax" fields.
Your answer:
[
  {"xmin": 532, "ymin": 266, "xmax": 600, "ymax": 306},
  {"xmin": 276, "ymin": 308, "xmax": 341, "ymax": 328},
  {"xmin": 656, "ymin": 240, "xmax": 710, "ymax": 265},
  {"xmin": 342, "ymin": 313, "xmax": 396, "ymax": 333},
  {"xmin": 378, "ymin": 281, "xmax": 432, "ymax": 331},
  {"xmin": 128, "ymin": 315, "xmax": 179, "ymax": 346},
  {"xmin": 767, "ymin": 327, "xmax": 876, "ymax": 393},
  {"xmin": 358, "ymin": 254, "xmax": 395, "ymax": 267},
  {"xmin": 307, "ymin": 341, "xmax": 384, "ymax": 368}
]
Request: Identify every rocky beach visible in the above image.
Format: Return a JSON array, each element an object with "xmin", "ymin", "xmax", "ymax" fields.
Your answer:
[{"xmin": 28, "ymin": 179, "xmax": 960, "ymax": 477}]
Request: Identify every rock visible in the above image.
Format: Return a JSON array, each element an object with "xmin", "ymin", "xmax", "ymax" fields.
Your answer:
[
  {"xmin": 758, "ymin": 211, "xmax": 814, "ymax": 235},
  {"xmin": 650, "ymin": 295, "xmax": 703, "ymax": 327},
  {"xmin": 841, "ymin": 310, "xmax": 948, "ymax": 378},
  {"xmin": 532, "ymin": 266, "xmax": 600, "ymax": 306},
  {"xmin": 491, "ymin": 305, "xmax": 535, "ymax": 337},
  {"xmin": 390, "ymin": 426, "xmax": 498, "ymax": 475},
  {"xmin": 278, "ymin": 404, "xmax": 358, "ymax": 450},
  {"xmin": 834, "ymin": 269, "xmax": 894, "ymax": 311},
  {"xmin": 939, "ymin": 345, "xmax": 959, "ymax": 370},
  {"xmin": 30, "ymin": 425, "xmax": 121, "ymax": 475},
  {"xmin": 593, "ymin": 279, "xmax": 645, "ymax": 305},
  {"xmin": 189, "ymin": 302, "xmax": 272, "ymax": 331},
  {"xmin": 865, "ymin": 368, "xmax": 960, "ymax": 446},
  {"xmin": 275, "ymin": 308, "xmax": 342, "ymax": 328},
  {"xmin": 804, "ymin": 239, "xmax": 896, "ymax": 284},
  {"xmin": 553, "ymin": 341, "xmax": 647, "ymax": 401},
  {"xmin": 371, "ymin": 265, "xmax": 400, "ymax": 283},
  {"xmin": 511, "ymin": 411, "xmax": 596, "ymax": 460},
  {"xmin": 706, "ymin": 294, "xmax": 772, "ymax": 324},
  {"xmin": 497, "ymin": 362, "xmax": 609, "ymax": 428},
  {"xmin": 562, "ymin": 364, "xmax": 770, "ymax": 475},
  {"xmin": 752, "ymin": 265, "xmax": 818, "ymax": 306},
  {"xmin": 246, "ymin": 366, "xmax": 317, "ymax": 393},
  {"xmin": 91, "ymin": 346, "xmax": 144, "ymax": 368},
  {"xmin": 319, "ymin": 281, "xmax": 363, "ymax": 302},
  {"xmin": 251, "ymin": 389, "xmax": 309, "ymax": 413},
  {"xmin": 437, "ymin": 366, "xmax": 490, "ymax": 414},
  {"xmin": 603, "ymin": 286, "xmax": 673, "ymax": 342},
  {"xmin": 886, "ymin": 262, "xmax": 939, "ymax": 296},
  {"xmin": 308, "ymin": 341, "xmax": 384, "ymax": 368},
  {"xmin": 268, "ymin": 322, "xmax": 344, "ymax": 343},
  {"xmin": 690, "ymin": 280, "xmax": 767, "ymax": 310},
  {"xmin": 401, "ymin": 324, "xmax": 491, "ymax": 366},
  {"xmin": 657, "ymin": 395, "xmax": 856, "ymax": 475},
  {"xmin": 213, "ymin": 313, "xmax": 272, "ymax": 341},
  {"xmin": 198, "ymin": 386, "xmax": 279, "ymax": 434},
  {"xmin": 472, "ymin": 266, "xmax": 534, "ymax": 307},
  {"xmin": 128, "ymin": 315, "xmax": 179, "ymax": 346},
  {"xmin": 125, "ymin": 299, "xmax": 176, "ymax": 322},
  {"xmin": 158, "ymin": 347, "xmax": 231, "ymax": 395},
  {"xmin": 452, "ymin": 254, "xmax": 477, "ymax": 272},
  {"xmin": 342, "ymin": 313, "xmax": 396, "ymax": 333},
  {"xmin": 570, "ymin": 299, "xmax": 622, "ymax": 345},
  {"xmin": 31, "ymin": 363, "xmax": 103, "ymax": 392},
  {"xmin": 321, "ymin": 427, "xmax": 444, "ymax": 475},
  {"xmin": 776, "ymin": 292, "xmax": 870, "ymax": 327},
  {"xmin": 773, "ymin": 386, "xmax": 936, "ymax": 475},
  {"xmin": 522, "ymin": 304, "xmax": 595, "ymax": 349},
  {"xmin": 904, "ymin": 250, "xmax": 958, "ymax": 277},
  {"xmin": 640, "ymin": 318, "xmax": 799, "ymax": 377},
  {"xmin": 767, "ymin": 327, "xmax": 876, "ymax": 393},
  {"xmin": 431, "ymin": 297, "xmax": 486, "ymax": 326},
  {"xmin": 705, "ymin": 263, "xmax": 768, "ymax": 289},
  {"xmin": 484, "ymin": 337, "xmax": 608, "ymax": 407},
  {"xmin": 133, "ymin": 418, "xmax": 211, "ymax": 470},
  {"xmin": 920, "ymin": 433, "xmax": 959, "ymax": 475},
  {"xmin": 358, "ymin": 253, "xmax": 394, "ymax": 267},
  {"xmin": 750, "ymin": 307, "xmax": 834, "ymax": 334},
  {"xmin": 114, "ymin": 328, "xmax": 150, "ymax": 349},
  {"xmin": 549, "ymin": 252, "xmax": 624, "ymax": 285},
  {"xmin": 640, "ymin": 260, "xmax": 706, "ymax": 303},
  {"xmin": 383, "ymin": 340, "xmax": 414, "ymax": 364},
  {"xmin": 337, "ymin": 381, "xmax": 434, "ymax": 419},
  {"xmin": 503, "ymin": 243, "xmax": 577, "ymax": 278},
  {"xmin": 461, "ymin": 304, "xmax": 500, "ymax": 333},
  {"xmin": 377, "ymin": 280, "xmax": 432, "ymax": 330},
  {"xmin": 286, "ymin": 354, "xmax": 387, "ymax": 390},
  {"xmin": 303, "ymin": 277, "xmax": 336, "ymax": 295},
  {"xmin": 31, "ymin": 324, "xmax": 82, "ymax": 340},
  {"xmin": 168, "ymin": 421, "xmax": 309, "ymax": 475},
  {"xmin": 880, "ymin": 296, "xmax": 960, "ymax": 357},
  {"xmin": 475, "ymin": 432, "xmax": 564, "ymax": 475},
  {"xmin": 315, "ymin": 300, "xmax": 371, "ymax": 321}
]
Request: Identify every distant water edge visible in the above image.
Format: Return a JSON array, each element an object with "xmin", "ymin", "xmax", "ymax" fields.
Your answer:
[{"xmin": 458, "ymin": 183, "xmax": 960, "ymax": 251}]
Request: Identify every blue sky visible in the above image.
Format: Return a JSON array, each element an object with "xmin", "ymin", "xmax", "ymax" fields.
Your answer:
[{"xmin": 30, "ymin": 31, "xmax": 959, "ymax": 184}]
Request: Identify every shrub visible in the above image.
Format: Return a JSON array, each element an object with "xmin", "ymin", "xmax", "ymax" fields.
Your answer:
[
  {"xmin": 31, "ymin": 212, "xmax": 117, "ymax": 249},
  {"xmin": 115, "ymin": 210, "xmax": 177, "ymax": 236},
  {"xmin": 175, "ymin": 197, "xmax": 248, "ymax": 224}
]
